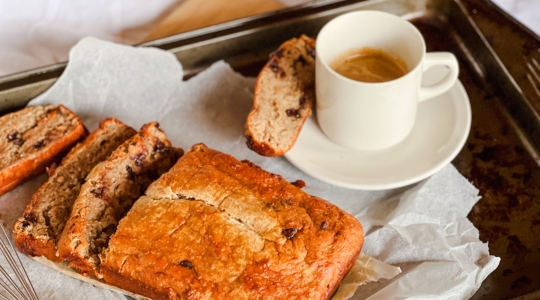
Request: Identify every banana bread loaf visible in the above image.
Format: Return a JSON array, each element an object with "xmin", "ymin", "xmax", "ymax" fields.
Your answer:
[
  {"xmin": 0, "ymin": 105, "xmax": 86, "ymax": 196},
  {"xmin": 101, "ymin": 144, "xmax": 363, "ymax": 300},
  {"xmin": 245, "ymin": 35, "xmax": 316, "ymax": 157},
  {"xmin": 13, "ymin": 118, "xmax": 136, "ymax": 262},
  {"xmin": 57, "ymin": 122, "xmax": 182, "ymax": 278}
]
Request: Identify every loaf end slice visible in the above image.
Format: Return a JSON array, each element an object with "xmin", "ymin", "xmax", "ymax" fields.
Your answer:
[
  {"xmin": 0, "ymin": 105, "xmax": 86, "ymax": 196},
  {"xmin": 245, "ymin": 35, "xmax": 316, "ymax": 157},
  {"xmin": 57, "ymin": 122, "xmax": 182, "ymax": 277},
  {"xmin": 102, "ymin": 143, "xmax": 363, "ymax": 300},
  {"xmin": 13, "ymin": 118, "xmax": 136, "ymax": 262}
]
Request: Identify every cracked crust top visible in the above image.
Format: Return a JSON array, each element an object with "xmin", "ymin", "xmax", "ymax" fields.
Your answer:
[{"xmin": 101, "ymin": 143, "xmax": 363, "ymax": 300}]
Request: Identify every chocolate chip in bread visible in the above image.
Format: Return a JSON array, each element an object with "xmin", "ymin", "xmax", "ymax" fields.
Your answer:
[
  {"xmin": 245, "ymin": 35, "xmax": 316, "ymax": 157},
  {"xmin": 57, "ymin": 122, "xmax": 182, "ymax": 278},
  {"xmin": 101, "ymin": 144, "xmax": 363, "ymax": 300},
  {"xmin": 0, "ymin": 105, "xmax": 86, "ymax": 196},
  {"xmin": 13, "ymin": 118, "xmax": 136, "ymax": 262}
]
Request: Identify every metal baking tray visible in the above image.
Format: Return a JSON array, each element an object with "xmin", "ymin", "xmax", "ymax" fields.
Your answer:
[{"xmin": 1, "ymin": 0, "xmax": 539, "ymax": 298}]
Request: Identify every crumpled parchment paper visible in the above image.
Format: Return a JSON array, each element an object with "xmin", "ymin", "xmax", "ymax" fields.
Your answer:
[{"xmin": 0, "ymin": 37, "xmax": 499, "ymax": 299}]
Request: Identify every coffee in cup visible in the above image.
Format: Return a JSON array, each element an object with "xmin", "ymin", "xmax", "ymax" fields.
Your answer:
[
  {"xmin": 330, "ymin": 47, "xmax": 408, "ymax": 83},
  {"xmin": 316, "ymin": 11, "xmax": 459, "ymax": 151}
]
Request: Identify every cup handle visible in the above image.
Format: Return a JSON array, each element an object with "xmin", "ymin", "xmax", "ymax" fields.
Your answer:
[{"xmin": 419, "ymin": 52, "xmax": 459, "ymax": 102}]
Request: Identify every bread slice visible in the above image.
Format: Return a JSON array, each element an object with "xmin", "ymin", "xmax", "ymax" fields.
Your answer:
[
  {"xmin": 57, "ymin": 122, "xmax": 182, "ymax": 277},
  {"xmin": 0, "ymin": 105, "xmax": 86, "ymax": 196},
  {"xmin": 245, "ymin": 35, "xmax": 316, "ymax": 157},
  {"xmin": 13, "ymin": 118, "xmax": 136, "ymax": 262},
  {"xmin": 101, "ymin": 144, "xmax": 363, "ymax": 300}
]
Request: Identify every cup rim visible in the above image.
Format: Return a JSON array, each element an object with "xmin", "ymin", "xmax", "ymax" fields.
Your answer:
[{"xmin": 316, "ymin": 10, "xmax": 426, "ymax": 86}]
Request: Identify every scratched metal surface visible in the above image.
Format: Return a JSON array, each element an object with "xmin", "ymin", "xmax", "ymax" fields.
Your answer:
[
  {"xmin": 0, "ymin": 0, "xmax": 539, "ymax": 299},
  {"xmin": 454, "ymin": 1, "xmax": 540, "ymax": 298}
]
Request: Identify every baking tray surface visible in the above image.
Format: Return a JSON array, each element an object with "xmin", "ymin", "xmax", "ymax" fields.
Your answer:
[{"xmin": 1, "ymin": 0, "xmax": 539, "ymax": 298}]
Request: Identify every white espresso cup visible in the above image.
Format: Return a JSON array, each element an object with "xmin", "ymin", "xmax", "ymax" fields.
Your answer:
[{"xmin": 316, "ymin": 11, "xmax": 459, "ymax": 151}]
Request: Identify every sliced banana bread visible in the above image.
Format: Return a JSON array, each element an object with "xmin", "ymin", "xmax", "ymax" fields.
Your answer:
[
  {"xmin": 245, "ymin": 35, "xmax": 316, "ymax": 157},
  {"xmin": 101, "ymin": 144, "xmax": 364, "ymax": 300},
  {"xmin": 57, "ymin": 122, "xmax": 182, "ymax": 278},
  {"xmin": 0, "ymin": 105, "xmax": 86, "ymax": 196},
  {"xmin": 13, "ymin": 118, "xmax": 136, "ymax": 262}
]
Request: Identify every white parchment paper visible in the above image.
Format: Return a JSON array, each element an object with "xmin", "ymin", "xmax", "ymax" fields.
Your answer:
[{"xmin": 0, "ymin": 37, "xmax": 499, "ymax": 299}]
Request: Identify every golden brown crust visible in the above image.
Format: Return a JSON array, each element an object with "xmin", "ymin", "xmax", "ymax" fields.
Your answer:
[
  {"xmin": 244, "ymin": 134, "xmax": 277, "ymax": 157},
  {"xmin": 245, "ymin": 35, "xmax": 316, "ymax": 157},
  {"xmin": 101, "ymin": 263, "xmax": 172, "ymax": 300},
  {"xmin": 102, "ymin": 144, "xmax": 363, "ymax": 300},
  {"xmin": 13, "ymin": 118, "xmax": 136, "ymax": 262},
  {"xmin": 14, "ymin": 236, "xmax": 59, "ymax": 262},
  {"xmin": 57, "ymin": 122, "xmax": 182, "ymax": 278},
  {"xmin": 0, "ymin": 105, "xmax": 86, "ymax": 196}
]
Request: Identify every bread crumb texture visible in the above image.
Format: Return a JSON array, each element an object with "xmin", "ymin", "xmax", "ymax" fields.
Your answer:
[
  {"xmin": 246, "ymin": 35, "xmax": 316, "ymax": 157},
  {"xmin": 13, "ymin": 118, "xmax": 136, "ymax": 262},
  {"xmin": 0, "ymin": 105, "xmax": 86, "ymax": 196},
  {"xmin": 57, "ymin": 122, "xmax": 182, "ymax": 278},
  {"xmin": 102, "ymin": 144, "xmax": 364, "ymax": 300}
]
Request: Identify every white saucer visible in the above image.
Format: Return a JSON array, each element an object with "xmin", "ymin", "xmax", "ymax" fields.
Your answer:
[{"xmin": 284, "ymin": 73, "xmax": 471, "ymax": 190}]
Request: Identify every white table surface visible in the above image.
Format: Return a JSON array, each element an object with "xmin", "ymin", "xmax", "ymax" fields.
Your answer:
[{"xmin": 0, "ymin": 0, "xmax": 538, "ymax": 77}]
